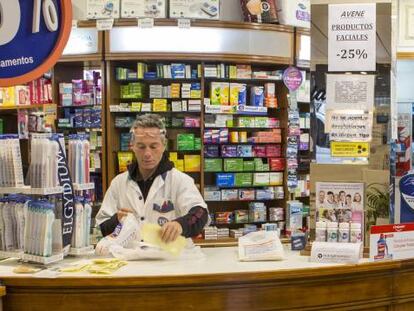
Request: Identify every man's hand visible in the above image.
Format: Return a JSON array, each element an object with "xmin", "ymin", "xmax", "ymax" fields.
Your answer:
[
  {"xmin": 161, "ymin": 221, "xmax": 183, "ymax": 243},
  {"xmin": 117, "ymin": 208, "xmax": 133, "ymax": 222}
]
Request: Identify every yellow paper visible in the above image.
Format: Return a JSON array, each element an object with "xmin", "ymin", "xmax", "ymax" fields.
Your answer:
[
  {"xmin": 141, "ymin": 223, "xmax": 186, "ymax": 256},
  {"xmin": 331, "ymin": 142, "xmax": 370, "ymax": 157}
]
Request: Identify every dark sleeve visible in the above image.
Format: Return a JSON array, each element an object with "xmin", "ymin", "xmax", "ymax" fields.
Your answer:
[
  {"xmin": 175, "ymin": 206, "xmax": 208, "ymax": 238},
  {"xmin": 99, "ymin": 214, "xmax": 120, "ymax": 237}
]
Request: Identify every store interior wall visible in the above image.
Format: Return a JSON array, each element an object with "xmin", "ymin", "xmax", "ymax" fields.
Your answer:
[{"xmin": 71, "ymin": 0, "xmax": 244, "ymax": 21}]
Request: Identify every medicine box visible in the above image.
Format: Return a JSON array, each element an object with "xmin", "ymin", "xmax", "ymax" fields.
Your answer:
[
  {"xmin": 253, "ymin": 173, "xmax": 270, "ymax": 186},
  {"xmin": 177, "ymin": 133, "xmax": 195, "ymax": 151},
  {"xmin": 184, "ymin": 155, "xmax": 200, "ymax": 172},
  {"xmin": 269, "ymin": 172, "xmax": 283, "ymax": 186},
  {"xmin": 238, "ymin": 189, "xmax": 255, "ymax": 201},
  {"xmin": 204, "ymin": 145, "xmax": 219, "ymax": 158},
  {"xmin": 235, "ymin": 173, "xmax": 253, "ymax": 187},
  {"xmin": 216, "ymin": 173, "xmax": 235, "ymax": 187},
  {"xmin": 210, "ymin": 82, "xmax": 229, "ymax": 105},
  {"xmin": 224, "ymin": 159, "xmax": 244, "ymax": 172},
  {"xmin": 87, "ymin": 0, "xmax": 120, "ymax": 19},
  {"xmin": 204, "ymin": 187, "xmax": 221, "ymax": 201},
  {"xmin": 221, "ymin": 189, "xmax": 238, "ymax": 201},
  {"xmin": 243, "ymin": 161, "xmax": 255, "ymax": 171},
  {"xmin": 276, "ymin": 0, "xmax": 310, "ymax": 28},
  {"xmin": 204, "ymin": 159, "xmax": 222, "ymax": 172},
  {"xmin": 121, "ymin": 0, "xmax": 167, "ymax": 18},
  {"xmin": 169, "ymin": 0, "xmax": 220, "ymax": 20}
]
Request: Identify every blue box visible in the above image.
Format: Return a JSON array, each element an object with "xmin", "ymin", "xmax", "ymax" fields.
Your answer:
[{"xmin": 216, "ymin": 173, "xmax": 235, "ymax": 188}]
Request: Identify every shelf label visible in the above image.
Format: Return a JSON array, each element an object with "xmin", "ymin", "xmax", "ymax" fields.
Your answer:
[
  {"xmin": 0, "ymin": 0, "xmax": 72, "ymax": 87},
  {"xmin": 138, "ymin": 17, "xmax": 154, "ymax": 29},
  {"xmin": 96, "ymin": 18, "xmax": 114, "ymax": 31},
  {"xmin": 331, "ymin": 142, "xmax": 370, "ymax": 157},
  {"xmin": 328, "ymin": 4, "xmax": 376, "ymax": 72},
  {"xmin": 178, "ymin": 18, "xmax": 191, "ymax": 29}
]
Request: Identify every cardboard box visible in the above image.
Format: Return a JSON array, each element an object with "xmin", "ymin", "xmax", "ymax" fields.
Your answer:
[
  {"xmin": 253, "ymin": 173, "xmax": 270, "ymax": 186},
  {"xmin": 243, "ymin": 161, "xmax": 255, "ymax": 171},
  {"xmin": 235, "ymin": 173, "xmax": 253, "ymax": 187},
  {"xmin": 177, "ymin": 133, "xmax": 194, "ymax": 150},
  {"xmin": 204, "ymin": 187, "xmax": 221, "ymax": 201},
  {"xmin": 121, "ymin": 0, "xmax": 167, "ymax": 18},
  {"xmin": 87, "ymin": 0, "xmax": 120, "ymax": 19},
  {"xmin": 205, "ymin": 159, "xmax": 222, "ymax": 172},
  {"xmin": 221, "ymin": 189, "xmax": 238, "ymax": 201},
  {"xmin": 184, "ymin": 155, "xmax": 200, "ymax": 172},
  {"xmin": 269, "ymin": 172, "xmax": 283, "ymax": 186},
  {"xmin": 276, "ymin": 0, "xmax": 310, "ymax": 28},
  {"xmin": 224, "ymin": 159, "xmax": 244, "ymax": 172},
  {"xmin": 169, "ymin": 0, "xmax": 220, "ymax": 20},
  {"xmin": 210, "ymin": 82, "xmax": 229, "ymax": 105},
  {"xmin": 216, "ymin": 173, "xmax": 235, "ymax": 187},
  {"xmin": 238, "ymin": 189, "xmax": 255, "ymax": 201}
]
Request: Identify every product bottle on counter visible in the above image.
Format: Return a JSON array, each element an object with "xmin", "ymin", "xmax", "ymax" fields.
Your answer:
[
  {"xmin": 350, "ymin": 223, "xmax": 362, "ymax": 243},
  {"xmin": 327, "ymin": 222, "xmax": 338, "ymax": 242},
  {"xmin": 338, "ymin": 222, "xmax": 350, "ymax": 243},
  {"xmin": 315, "ymin": 221, "xmax": 327, "ymax": 242}
]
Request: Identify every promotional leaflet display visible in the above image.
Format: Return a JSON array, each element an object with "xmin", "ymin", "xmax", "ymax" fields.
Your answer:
[
  {"xmin": 328, "ymin": 3, "xmax": 376, "ymax": 72},
  {"xmin": 370, "ymin": 223, "xmax": 414, "ymax": 261},
  {"xmin": 169, "ymin": 0, "xmax": 220, "ymax": 20},
  {"xmin": 87, "ymin": 0, "xmax": 120, "ymax": 19},
  {"xmin": 121, "ymin": 0, "xmax": 167, "ymax": 18},
  {"xmin": 316, "ymin": 182, "xmax": 364, "ymax": 243}
]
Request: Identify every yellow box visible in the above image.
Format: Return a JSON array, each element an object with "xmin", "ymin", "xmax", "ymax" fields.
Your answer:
[
  {"xmin": 174, "ymin": 160, "xmax": 185, "ymax": 172},
  {"xmin": 2, "ymin": 87, "xmax": 16, "ymax": 106},
  {"xmin": 331, "ymin": 142, "xmax": 370, "ymax": 158},
  {"xmin": 153, "ymin": 99, "xmax": 168, "ymax": 111},
  {"xmin": 190, "ymin": 90, "xmax": 201, "ymax": 99},
  {"xmin": 131, "ymin": 102, "xmax": 142, "ymax": 112},
  {"xmin": 184, "ymin": 155, "xmax": 201, "ymax": 172},
  {"xmin": 169, "ymin": 152, "xmax": 178, "ymax": 161}
]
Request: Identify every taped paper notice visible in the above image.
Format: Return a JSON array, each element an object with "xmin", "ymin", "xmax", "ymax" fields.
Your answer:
[
  {"xmin": 326, "ymin": 74, "xmax": 375, "ymax": 111},
  {"xmin": 326, "ymin": 110, "xmax": 373, "ymax": 142},
  {"xmin": 331, "ymin": 142, "xmax": 370, "ymax": 158}
]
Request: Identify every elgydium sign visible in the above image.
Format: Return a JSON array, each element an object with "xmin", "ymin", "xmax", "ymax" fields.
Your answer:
[{"xmin": 0, "ymin": 0, "xmax": 72, "ymax": 87}]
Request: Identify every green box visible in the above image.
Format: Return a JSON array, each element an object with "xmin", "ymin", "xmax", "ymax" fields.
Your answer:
[
  {"xmin": 177, "ymin": 134, "xmax": 195, "ymax": 151},
  {"xmin": 243, "ymin": 161, "xmax": 255, "ymax": 171},
  {"xmin": 254, "ymin": 117, "xmax": 268, "ymax": 128},
  {"xmin": 204, "ymin": 159, "xmax": 222, "ymax": 172},
  {"xmin": 254, "ymin": 158, "xmax": 264, "ymax": 171},
  {"xmin": 226, "ymin": 119, "xmax": 234, "ymax": 127},
  {"xmin": 262, "ymin": 164, "xmax": 270, "ymax": 171},
  {"xmin": 238, "ymin": 117, "xmax": 254, "ymax": 128},
  {"xmin": 194, "ymin": 138, "xmax": 201, "ymax": 150},
  {"xmin": 224, "ymin": 159, "xmax": 244, "ymax": 172},
  {"xmin": 0, "ymin": 118, "xmax": 3, "ymax": 134},
  {"xmin": 235, "ymin": 173, "xmax": 253, "ymax": 187}
]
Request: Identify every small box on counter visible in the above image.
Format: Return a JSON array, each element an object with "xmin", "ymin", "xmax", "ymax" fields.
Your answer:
[{"xmin": 249, "ymin": 202, "xmax": 267, "ymax": 223}]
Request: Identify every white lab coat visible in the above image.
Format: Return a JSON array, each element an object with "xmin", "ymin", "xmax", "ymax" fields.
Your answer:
[{"xmin": 96, "ymin": 168, "xmax": 208, "ymax": 241}]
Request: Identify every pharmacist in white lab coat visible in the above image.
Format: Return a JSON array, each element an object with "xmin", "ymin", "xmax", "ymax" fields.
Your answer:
[{"xmin": 96, "ymin": 114, "xmax": 208, "ymax": 243}]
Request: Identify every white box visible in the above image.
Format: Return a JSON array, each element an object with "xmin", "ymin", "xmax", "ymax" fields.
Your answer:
[
  {"xmin": 169, "ymin": 0, "xmax": 220, "ymax": 20},
  {"xmin": 121, "ymin": 0, "xmax": 167, "ymax": 18},
  {"xmin": 87, "ymin": 0, "xmax": 120, "ymax": 19},
  {"xmin": 276, "ymin": 0, "xmax": 310, "ymax": 28}
]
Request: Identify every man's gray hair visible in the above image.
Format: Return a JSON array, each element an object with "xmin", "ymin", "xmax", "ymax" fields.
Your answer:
[{"xmin": 130, "ymin": 114, "xmax": 167, "ymax": 143}]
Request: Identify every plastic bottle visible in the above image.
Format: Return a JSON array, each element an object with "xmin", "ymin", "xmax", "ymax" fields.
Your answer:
[
  {"xmin": 327, "ymin": 222, "xmax": 338, "ymax": 242},
  {"xmin": 315, "ymin": 221, "xmax": 327, "ymax": 242},
  {"xmin": 338, "ymin": 222, "xmax": 350, "ymax": 243},
  {"xmin": 350, "ymin": 223, "xmax": 362, "ymax": 243}
]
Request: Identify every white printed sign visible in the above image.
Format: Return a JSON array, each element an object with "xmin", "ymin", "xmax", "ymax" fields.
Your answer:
[
  {"xmin": 96, "ymin": 19, "xmax": 114, "ymax": 31},
  {"xmin": 370, "ymin": 223, "xmax": 414, "ymax": 261},
  {"xmin": 328, "ymin": 4, "xmax": 376, "ymax": 72},
  {"xmin": 326, "ymin": 74, "xmax": 375, "ymax": 111},
  {"xmin": 326, "ymin": 111, "xmax": 373, "ymax": 142},
  {"xmin": 138, "ymin": 18, "xmax": 154, "ymax": 29},
  {"xmin": 311, "ymin": 242, "xmax": 362, "ymax": 264}
]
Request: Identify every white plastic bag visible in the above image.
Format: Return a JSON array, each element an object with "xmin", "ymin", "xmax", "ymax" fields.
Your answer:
[{"xmin": 238, "ymin": 231, "xmax": 285, "ymax": 261}]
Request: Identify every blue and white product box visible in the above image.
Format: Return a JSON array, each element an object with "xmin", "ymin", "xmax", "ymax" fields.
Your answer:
[
  {"xmin": 291, "ymin": 232, "xmax": 306, "ymax": 251},
  {"xmin": 221, "ymin": 189, "xmax": 239, "ymax": 201},
  {"xmin": 248, "ymin": 202, "xmax": 267, "ymax": 222},
  {"xmin": 87, "ymin": 0, "xmax": 120, "ymax": 19},
  {"xmin": 121, "ymin": 0, "xmax": 167, "ymax": 18},
  {"xmin": 286, "ymin": 201, "xmax": 303, "ymax": 232},
  {"xmin": 169, "ymin": 0, "xmax": 220, "ymax": 20},
  {"xmin": 237, "ymin": 145, "xmax": 253, "ymax": 157},
  {"xmin": 255, "ymin": 187, "xmax": 275, "ymax": 200},
  {"xmin": 216, "ymin": 173, "xmax": 235, "ymax": 188},
  {"xmin": 395, "ymin": 173, "xmax": 414, "ymax": 223},
  {"xmin": 204, "ymin": 187, "xmax": 221, "ymax": 201}
]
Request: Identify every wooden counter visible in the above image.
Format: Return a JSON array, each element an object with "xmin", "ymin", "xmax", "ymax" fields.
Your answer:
[{"xmin": 1, "ymin": 247, "xmax": 414, "ymax": 311}]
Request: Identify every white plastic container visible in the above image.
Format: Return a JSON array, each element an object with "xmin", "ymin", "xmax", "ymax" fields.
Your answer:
[
  {"xmin": 327, "ymin": 222, "xmax": 338, "ymax": 243},
  {"xmin": 315, "ymin": 221, "xmax": 327, "ymax": 242},
  {"xmin": 350, "ymin": 223, "xmax": 362, "ymax": 243},
  {"xmin": 276, "ymin": 0, "xmax": 310, "ymax": 28},
  {"xmin": 338, "ymin": 222, "xmax": 350, "ymax": 243}
]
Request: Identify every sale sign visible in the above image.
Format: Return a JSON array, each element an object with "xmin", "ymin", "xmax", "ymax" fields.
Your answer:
[
  {"xmin": 0, "ymin": 0, "xmax": 72, "ymax": 87},
  {"xmin": 328, "ymin": 3, "xmax": 376, "ymax": 72}
]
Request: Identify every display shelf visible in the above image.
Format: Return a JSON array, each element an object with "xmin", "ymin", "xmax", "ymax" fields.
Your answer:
[
  {"xmin": 0, "ymin": 250, "xmax": 24, "ymax": 259},
  {"xmin": 116, "ymin": 78, "xmax": 200, "ymax": 83},
  {"xmin": 0, "ymin": 186, "xmax": 31, "ymax": 194},
  {"xmin": 204, "ymin": 127, "xmax": 281, "ymax": 130},
  {"xmin": 68, "ymin": 245, "xmax": 95, "ymax": 256},
  {"xmin": 21, "ymin": 253, "xmax": 64, "ymax": 265},
  {"xmin": 206, "ymin": 198, "xmax": 284, "ymax": 203},
  {"xmin": 73, "ymin": 183, "xmax": 95, "ymax": 191},
  {"xmin": 59, "ymin": 104, "xmax": 100, "ymax": 108},
  {"xmin": 29, "ymin": 187, "xmax": 64, "ymax": 195},
  {"xmin": 205, "ymin": 185, "xmax": 283, "ymax": 189},
  {"xmin": 0, "ymin": 104, "xmax": 48, "ymax": 111},
  {"xmin": 204, "ymin": 78, "xmax": 282, "ymax": 83},
  {"xmin": 204, "ymin": 142, "xmax": 281, "ymax": 145}
]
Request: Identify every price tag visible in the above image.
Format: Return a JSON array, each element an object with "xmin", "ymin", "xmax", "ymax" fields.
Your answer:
[
  {"xmin": 178, "ymin": 18, "xmax": 191, "ymax": 29},
  {"xmin": 138, "ymin": 18, "xmax": 154, "ymax": 29},
  {"xmin": 96, "ymin": 19, "xmax": 114, "ymax": 31},
  {"xmin": 72, "ymin": 19, "xmax": 78, "ymax": 29},
  {"xmin": 328, "ymin": 4, "xmax": 376, "ymax": 72}
]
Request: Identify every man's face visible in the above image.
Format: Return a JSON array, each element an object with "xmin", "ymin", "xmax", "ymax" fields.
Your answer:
[
  {"xmin": 328, "ymin": 193, "xmax": 333, "ymax": 201},
  {"xmin": 131, "ymin": 127, "xmax": 165, "ymax": 172},
  {"xmin": 318, "ymin": 191, "xmax": 325, "ymax": 202}
]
